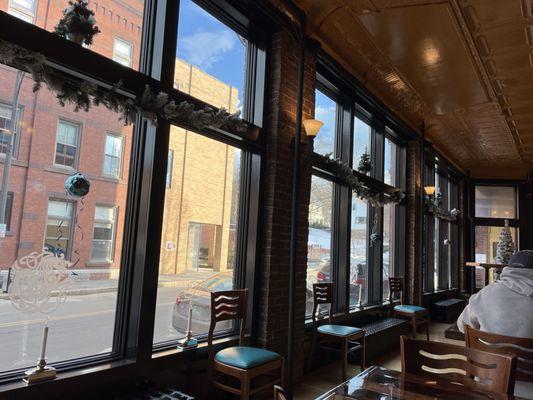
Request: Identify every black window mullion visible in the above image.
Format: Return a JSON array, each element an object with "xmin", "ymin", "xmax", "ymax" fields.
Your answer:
[{"xmin": 423, "ymin": 163, "xmax": 436, "ymax": 293}]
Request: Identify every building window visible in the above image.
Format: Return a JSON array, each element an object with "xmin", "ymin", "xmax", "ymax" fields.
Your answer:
[
  {"xmin": 91, "ymin": 206, "xmax": 117, "ymax": 262},
  {"xmin": 55, "ymin": 120, "xmax": 80, "ymax": 168},
  {"xmin": 103, "ymin": 134, "xmax": 123, "ymax": 178},
  {"xmin": 45, "ymin": 199, "xmax": 74, "ymax": 258},
  {"xmin": 113, "ymin": 38, "xmax": 133, "ymax": 67},
  {"xmin": 0, "ymin": 192, "xmax": 14, "ymax": 232},
  {"xmin": 166, "ymin": 149, "xmax": 173, "ymax": 188},
  {"xmin": 8, "ymin": 0, "xmax": 36, "ymax": 23},
  {"xmin": 0, "ymin": 103, "xmax": 22, "ymax": 157}
]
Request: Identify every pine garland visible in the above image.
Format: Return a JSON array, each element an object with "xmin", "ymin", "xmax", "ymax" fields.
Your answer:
[
  {"xmin": 0, "ymin": 39, "xmax": 249, "ymax": 132},
  {"xmin": 322, "ymin": 154, "xmax": 405, "ymax": 207},
  {"xmin": 425, "ymin": 192, "xmax": 461, "ymax": 221}
]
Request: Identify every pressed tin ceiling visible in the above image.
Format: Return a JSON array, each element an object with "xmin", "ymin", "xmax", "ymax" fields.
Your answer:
[{"xmin": 288, "ymin": 0, "xmax": 533, "ymax": 178}]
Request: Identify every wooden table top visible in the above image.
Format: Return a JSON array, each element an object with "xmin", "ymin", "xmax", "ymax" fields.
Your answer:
[
  {"xmin": 315, "ymin": 366, "xmax": 526, "ymax": 400},
  {"xmin": 465, "ymin": 262, "xmax": 507, "ymax": 269}
]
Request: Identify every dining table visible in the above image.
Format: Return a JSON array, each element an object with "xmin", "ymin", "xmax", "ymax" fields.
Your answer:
[{"xmin": 315, "ymin": 365, "xmax": 528, "ymax": 400}]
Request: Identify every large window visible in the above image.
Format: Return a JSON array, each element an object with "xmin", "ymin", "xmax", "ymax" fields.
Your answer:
[
  {"xmin": 152, "ymin": 0, "xmax": 264, "ymax": 347},
  {"xmin": 307, "ymin": 176, "xmax": 333, "ymax": 315},
  {"xmin": 0, "ymin": 65, "xmax": 133, "ymax": 376},
  {"xmin": 423, "ymin": 162, "xmax": 461, "ymax": 293},
  {"xmin": 306, "ymin": 79, "xmax": 406, "ymax": 318},
  {"xmin": 473, "ymin": 184, "xmax": 519, "ymax": 288}
]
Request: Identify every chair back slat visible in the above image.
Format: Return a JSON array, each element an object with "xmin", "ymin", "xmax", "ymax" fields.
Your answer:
[
  {"xmin": 388, "ymin": 277, "xmax": 404, "ymax": 305},
  {"xmin": 208, "ymin": 289, "xmax": 248, "ymax": 364},
  {"xmin": 401, "ymin": 336, "xmax": 517, "ymax": 394},
  {"xmin": 273, "ymin": 385, "xmax": 287, "ymax": 400},
  {"xmin": 311, "ymin": 283, "xmax": 332, "ymax": 326},
  {"xmin": 465, "ymin": 325, "xmax": 533, "ymax": 382}
]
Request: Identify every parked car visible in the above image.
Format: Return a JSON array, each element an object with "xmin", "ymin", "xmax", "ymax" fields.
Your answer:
[{"xmin": 172, "ymin": 272, "xmax": 234, "ymax": 335}]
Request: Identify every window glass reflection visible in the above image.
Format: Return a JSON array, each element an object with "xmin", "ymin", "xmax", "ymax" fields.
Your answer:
[{"xmin": 350, "ymin": 197, "xmax": 368, "ymax": 306}]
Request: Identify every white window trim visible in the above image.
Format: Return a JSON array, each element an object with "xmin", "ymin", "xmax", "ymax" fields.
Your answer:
[
  {"xmin": 8, "ymin": 0, "xmax": 37, "ymax": 23},
  {"xmin": 113, "ymin": 37, "xmax": 133, "ymax": 68},
  {"xmin": 102, "ymin": 132, "xmax": 124, "ymax": 179},
  {"xmin": 54, "ymin": 119, "xmax": 81, "ymax": 169},
  {"xmin": 90, "ymin": 205, "xmax": 118, "ymax": 263}
]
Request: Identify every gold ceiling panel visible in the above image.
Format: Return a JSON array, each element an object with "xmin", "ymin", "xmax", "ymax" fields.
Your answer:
[{"xmin": 289, "ymin": 0, "xmax": 533, "ymax": 178}]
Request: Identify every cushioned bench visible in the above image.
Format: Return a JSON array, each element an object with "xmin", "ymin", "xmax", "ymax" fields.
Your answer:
[{"xmin": 433, "ymin": 298, "xmax": 465, "ymax": 323}]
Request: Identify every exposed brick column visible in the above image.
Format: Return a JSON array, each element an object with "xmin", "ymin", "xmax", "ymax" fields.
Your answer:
[
  {"xmin": 255, "ymin": 29, "xmax": 315, "ymax": 383},
  {"xmin": 406, "ymin": 140, "xmax": 422, "ymax": 305}
]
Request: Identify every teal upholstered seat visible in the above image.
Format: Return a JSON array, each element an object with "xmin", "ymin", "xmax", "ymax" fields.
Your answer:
[
  {"xmin": 215, "ymin": 346, "xmax": 279, "ymax": 369},
  {"xmin": 317, "ymin": 324, "xmax": 362, "ymax": 337},
  {"xmin": 394, "ymin": 304, "xmax": 427, "ymax": 313}
]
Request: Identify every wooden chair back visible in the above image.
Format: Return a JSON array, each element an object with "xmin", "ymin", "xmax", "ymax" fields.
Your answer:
[
  {"xmin": 400, "ymin": 336, "xmax": 517, "ymax": 394},
  {"xmin": 273, "ymin": 385, "xmax": 287, "ymax": 400},
  {"xmin": 465, "ymin": 325, "xmax": 533, "ymax": 382},
  {"xmin": 388, "ymin": 277, "xmax": 404, "ymax": 304},
  {"xmin": 208, "ymin": 289, "xmax": 248, "ymax": 362},
  {"xmin": 311, "ymin": 283, "xmax": 332, "ymax": 326}
]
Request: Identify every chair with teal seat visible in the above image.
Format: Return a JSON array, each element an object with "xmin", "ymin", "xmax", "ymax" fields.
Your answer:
[
  {"xmin": 309, "ymin": 283, "xmax": 365, "ymax": 381},
  {"xmin": 388, "ymin": 277, "xmax": 429, "ymax": 340},
  {"xmin": 208, "ymin": 289, "xmax": 284, "ymax": 400}
]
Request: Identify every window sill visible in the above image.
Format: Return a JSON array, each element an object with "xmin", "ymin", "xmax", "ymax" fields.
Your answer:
[
  {"xmin": 0, "ymin": 358, "xmax": 136, "ymax": 395},
  {"xmin": 152, "ymin": 333, "xmax": 241, "ymax": 360}
]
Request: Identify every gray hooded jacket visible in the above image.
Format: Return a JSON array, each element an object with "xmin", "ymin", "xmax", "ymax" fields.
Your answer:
[{"xmin": 458, "ymin": 267, "xmax": 533, "ymax": 337}]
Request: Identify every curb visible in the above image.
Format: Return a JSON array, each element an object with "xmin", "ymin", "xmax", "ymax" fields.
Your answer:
[{"xmin": 0, "ymin": 281, "xmax": 182, "ymax": 300}]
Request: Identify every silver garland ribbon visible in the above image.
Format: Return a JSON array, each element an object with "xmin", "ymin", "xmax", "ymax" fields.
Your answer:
[{"xmin": 0, "ymin": 39, "xmax": 249, "ymax": 132}]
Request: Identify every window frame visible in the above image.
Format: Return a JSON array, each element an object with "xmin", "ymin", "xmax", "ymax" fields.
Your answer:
[
  {"xmin": 307, "ymin": 72, "xmax": 408, "ymax": 320},
  {"xmin": 7, "ymin": 0, "xmax": 36, "ymax": 23},
  {"xmin": 0, "ymin": 0, "xmax": 265, "ymax": 385},
  {"xmin": 44, "ymin": 198, "xmax": 76, "ymax": 259},
  {"xmin": 0, "ymin": 101, "xmax": 23, "ymax": 159},
  {"xmin": 113, "ymin": 37, "xmax": 134, "ymax": 68},
  {"xmin": 54, "ymin": 118, "xmax": 81, "ymax": 169},
  {"xmin": 102, "ymin": 132, "xmax": 125, "ymax": 179},
  {"xmin": 90, "ymin": 204, "xmax": 118, "ymax": 264}
]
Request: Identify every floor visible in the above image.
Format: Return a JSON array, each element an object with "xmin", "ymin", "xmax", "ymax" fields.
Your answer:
[{"xmin": 293, "ymin": 322, "xmax": 464, "ymax": 399}]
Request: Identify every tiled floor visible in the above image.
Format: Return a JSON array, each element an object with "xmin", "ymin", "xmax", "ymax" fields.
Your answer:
[{"xmin": 294, "ymin": 322, "xmax": 464, "ymax": 399}]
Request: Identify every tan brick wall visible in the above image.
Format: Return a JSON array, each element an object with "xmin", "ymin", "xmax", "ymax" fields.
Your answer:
[{"xmin": 158, "ymin": 59, "xmax": 239, "ymax": 275}]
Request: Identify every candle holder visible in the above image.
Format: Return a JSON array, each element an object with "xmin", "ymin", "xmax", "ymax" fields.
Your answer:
[
  {"xmin": 177, "ymin": 300, "xmax": 198, "ymax": 350},
  {"xmin": 24, "ymin": 358, "xmax": 56, "ymax": 384},
  {"xmin": 24, "ymin": 322, "xmax": 56, "ymax": 384}
]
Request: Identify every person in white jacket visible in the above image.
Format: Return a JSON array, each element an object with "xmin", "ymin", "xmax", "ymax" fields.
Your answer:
[{"xmin": 457, "ymin": 250, "xmax": 533, "ymax": 399}]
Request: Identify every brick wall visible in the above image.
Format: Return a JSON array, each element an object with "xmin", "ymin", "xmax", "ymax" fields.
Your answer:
[
  {"xmin": 256, "ymin": 29, "xmax": 315, "ymax": 381},
  {"xmin": 406, "ymin": 140, "xmax": 422, "ymax": 305}
]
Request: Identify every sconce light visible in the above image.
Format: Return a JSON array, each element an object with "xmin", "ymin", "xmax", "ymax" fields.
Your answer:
[
  {"xmin": 424, "ymin": 186, "xmax": 436, "ymax": 196},
  {"xmin": 302, "ymin": 119, "xmax": 323, "ymax": 139}
]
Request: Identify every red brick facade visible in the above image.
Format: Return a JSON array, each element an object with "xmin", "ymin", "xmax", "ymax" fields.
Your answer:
[{"xmin": 0, "ymin": 0, "xmax": 143, "ymax": 269}]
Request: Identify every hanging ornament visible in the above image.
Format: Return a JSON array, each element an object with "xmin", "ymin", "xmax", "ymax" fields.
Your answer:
[
  {"xmin": 65, "ymin": 172, "xmax": 90, "ymax": 197},
  {"xmin": 370, "ymin": 213, "xmax": 381, "ymax": 246}
]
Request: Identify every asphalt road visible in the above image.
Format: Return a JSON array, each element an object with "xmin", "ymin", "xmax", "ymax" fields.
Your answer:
[{"xmin": 0, "ymin": 286, "xmax": 184, "ymax": 373}]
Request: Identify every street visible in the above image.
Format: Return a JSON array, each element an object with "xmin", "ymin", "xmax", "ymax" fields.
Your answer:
[{"xmin": 0, "ymin": 286, "xmax": 184, "ymax": 373}]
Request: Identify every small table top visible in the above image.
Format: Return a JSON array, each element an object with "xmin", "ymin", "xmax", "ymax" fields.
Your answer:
[
  {"xmin": 315, "ymin": 366, "xmax": 526, "ymax": 400},
  {"xmin": 465, "ymin": 262, "xmax": 507, "ymax": 269}
]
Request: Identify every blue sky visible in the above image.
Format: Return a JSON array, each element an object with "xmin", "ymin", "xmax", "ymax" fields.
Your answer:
[{"xmin": 177, "ymin": 0, "xmax": 246, "ymax": 107}]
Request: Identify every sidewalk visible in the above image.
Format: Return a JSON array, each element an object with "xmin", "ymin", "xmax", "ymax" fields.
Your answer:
[{"xmin": 0, "ymin": 270, "xmax": 216, "ymax": 299}]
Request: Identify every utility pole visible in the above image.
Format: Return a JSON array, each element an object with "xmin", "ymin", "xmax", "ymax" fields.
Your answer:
[{"xmin": 0, "ymin": 71, "xmax": 24, "ymax": 237}]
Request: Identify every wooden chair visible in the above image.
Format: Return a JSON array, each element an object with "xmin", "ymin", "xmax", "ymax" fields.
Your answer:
[
  {"xmin": 308, "ymin": 283, "xmax": 365, "ymax": 382},
  {"xmin": 208, "ymin": 289, "xmax": 284, "ymax": 400},
  {"xmin": 400, "ymin": 336, "xmax": 517, "ymax": 394},
  {"xmin": 389, "ymin": 277, "xmax": 429, "ymax": 340},
  {"xmin": 273, "ymin": 385, "xmax": 287, "ymax": 400},
  {"xmin": 465, "ymin": 325, "xmax": 533, "ymax": 383}
]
